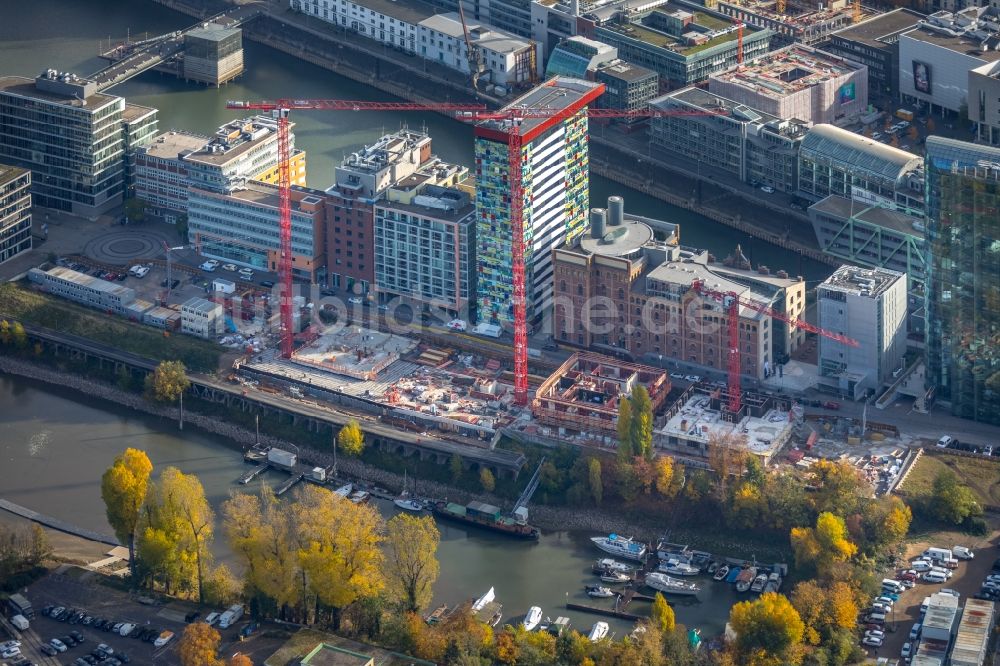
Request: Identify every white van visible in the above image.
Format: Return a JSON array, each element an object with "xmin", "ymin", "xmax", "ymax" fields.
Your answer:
[
  {"xmin": 10, "ymin": 615, "xmax": 28, "ymax": 631},
  {"xmin": 204, "ymin": 612, "xmax": 220, "ymax": 627},
  {"xmin": 925, "ymin": 547, "xmax": 953, "ymax": 562},
  {"xmin": 923, "ymin": 571, "xmax": 947, "ymax": 583},
  {"xmin": 882, "ymin": 579, "xmax": 905, "ymax": 593}
]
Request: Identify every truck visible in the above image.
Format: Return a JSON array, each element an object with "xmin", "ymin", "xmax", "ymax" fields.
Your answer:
[
  {"xmin": 472, "ymin": 323, "xmax": 502, "ymax": 339},
  {"xmin": 896, "ymin": 108, "xmax": 915, "ymax": 121},
  {"xmin": 218, "ymin": 604, "xmax": 244, "ymax": 629},
  {"xmin": 267, "ymin": 448, "xmax": 297, "ymax": 468},
  {"xmin": 213, "ymin": 278, "xmax": 236, "ymax": 295},
  {"xmin": 7, "ymin": 593, "xmax": 32, "ymax": 619}
]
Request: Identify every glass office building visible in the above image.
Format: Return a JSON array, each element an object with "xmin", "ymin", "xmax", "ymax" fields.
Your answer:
[{"xmin": 925, "ymin": 136, "xmax": 1000, "ymax": 424}]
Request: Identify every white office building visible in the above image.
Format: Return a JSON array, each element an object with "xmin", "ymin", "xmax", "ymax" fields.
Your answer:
[
  {"xmin": 27, "ymin": 266, "xmax": 136, "ymax": 315},
  {"xmin": 290, "ymin": 0, "xmax": 538, "ymax": 85},
  {"xmin": 817, "ymin": 265, "xmax": 907, "ymax": 399}
]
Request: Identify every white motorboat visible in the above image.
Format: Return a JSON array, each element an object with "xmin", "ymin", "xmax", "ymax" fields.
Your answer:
[
  {"xmin": 599, "ymin": 571, "xmax": 630, "ymax": 584},
  {"xmin": 645, "ymin": 572, "xmax": 700, "ymax": 596},
  {"xmin": 523, "ymin": 606, "xmax": 543, "ymax": 632},
  {"xmin": 735, "ymin": 567, "xmax": 756, "ymax": 593},
  {"xmin": 587, "ymin": 621, "xmax": 610, "ymax": 642},
  {"xmin": 394, "ymin": 497, "xmax": 424, "ymax": 511},
  {"xmin": 591, "ymin": 534, "xmax": 647, "ymax": 561},
  {"xmin": 658, "ymin": 557, "xmax": 700, "ymax": 576},
  {"xmin": 585, "ymin": 585, "xmax": 615, "ymax": 598},
  {"xmin": 713, "ymin": 565, "xmax": 730, "ymax": 581},
  {"xmin": 594, "ymin": 558, "xmax": 634, "ymax": 573},
  {"xmin": 750, "ymin": 573, "xmax": 768, "ymax": 593},
  {"xmin": 333, "ymin": 483, "xmax": 353, "ymax": 498}
]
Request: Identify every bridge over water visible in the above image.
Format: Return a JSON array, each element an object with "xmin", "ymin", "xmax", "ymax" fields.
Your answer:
[{"xmin": 91, "ymin": 4, "xmax": 263, "ymax": 91}]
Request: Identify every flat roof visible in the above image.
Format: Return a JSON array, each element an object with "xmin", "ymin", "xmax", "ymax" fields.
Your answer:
[
  {"xmin": 182, "ymin": 296, "xmax": 222, "ymax": 314},
  {"xmin": 809, "ymin": 195, "xmax": 922, "ymax": 237},
  {"xmin": 184, "ymin": 117, "xmax": 285, "ymax": 166},
  {"xmin": 832, "ymin": 8, "xmax": 925, "ymax": 46},
  {"xmin": 122, "ymin": 103, "xmax": 157, "ymax": 122},
  {"xmin": 476, "ymin": 77, "xmax": 604, "ymax": 141},
  {"xmin": 659, "ymin": 391, "xmax": 792, "ymax": 457},
  {"xmin": 598, "ymin": 60, "xmax": 656, "ymax": 82},
  {"xmin": 143, "ymin": 131, "xmax": 209, "ymax": 159},
  {"xmin": 820, "ymin": 264, "xmax": 904, "ymax": 298},
  {"xmin": 600, "ymin": 8, "xmax": 751, "ymax": 56},
  {"xmin": 44, "ymin": 267, "xmax": 134, "ymax": 299},
  {"xmin": 902, "ymin": 22, "xmax": 1000, "ymax": 62},
  {"xmin": 354, "ymin": 0, "xmax": 436, "ymax": 26},
  {"xmin": 0, "ymin": 75, "xmax": 118, "ymax": 111},
  {"xmin": 186, "ymin": 24, "xmax": 242, "ymax": 41},
  {"xmin": 222, "ymin": 183, "xmax": 323, "ymax": 214},
  {"xmin": 421, "ymin": 13, "xmax": 531, "ymax": 52},
  {"xmin": 579, "ymin": 217, "xmax": 656, "ymax": 256},
  {"xmin": 654, "ymin": 86, "xmax": 810, "ymax": 136},
  {"xmin": 710, "ymin": 45, "xmax": 863, "ymax": 98},
  {"xmin": 0, "ymin": 165, "xmax": 29, "ymax": 187}
]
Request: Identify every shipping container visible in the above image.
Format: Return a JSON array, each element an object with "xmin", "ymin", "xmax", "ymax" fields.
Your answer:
[{"xmin": 267, "ymin": 448, "xmax": 297, "ymax": 468}]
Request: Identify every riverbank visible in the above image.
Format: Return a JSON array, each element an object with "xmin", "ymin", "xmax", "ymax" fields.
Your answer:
[{"xmin": 0, "ymin": 354, "xmax": 664, "ymax": 539}]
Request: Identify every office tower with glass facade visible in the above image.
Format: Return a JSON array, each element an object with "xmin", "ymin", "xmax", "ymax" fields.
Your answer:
[
  {"xmin": 474, "ymin": 77, "xmax": 603, "ymax": 326},
  {"xmin": 925, "ymin": 136, "xmax": 1000, "ymax": 424}
]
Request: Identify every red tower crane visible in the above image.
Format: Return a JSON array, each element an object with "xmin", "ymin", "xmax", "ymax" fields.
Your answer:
[
  {"xmin": 691, "ymin": 279, "xmax": 859, "ymax": 415},
  {"xmin": 226, "ymin": 98, "xmax": 726, "ymax": 401}
]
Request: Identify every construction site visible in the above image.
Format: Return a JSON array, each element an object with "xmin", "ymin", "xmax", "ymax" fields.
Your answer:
[
  {"xmin": 715, "ymin": 0, "xmax": 877, "ymax": 45},
  {"xmin": 530, "ymin": 353, "xmax": 671, "ymax": 440},
  {"xmin": 655, "ymin": 385, "xmax": 798, "ymax": 466}
]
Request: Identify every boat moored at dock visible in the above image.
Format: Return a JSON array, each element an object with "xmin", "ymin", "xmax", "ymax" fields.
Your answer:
[
  {"xmin": 658, "ymin": 557, "xmax": 700, "ymax": 576},
  {"xmin": 585, "ymin": 585, "xmax": 616, "ymax": 598},
  {"xmin": 591, "ymin": 534, "xmax": 647, "ymax": 561},
  {"xmin": 432, "ymin": 500, "xmax": 540, "ymax": 539},
  {"xmin": 644, "ymin": 572, "xmax": 701, "ymax": 596},
  {"xmin": 587, "ymin": 621, "xmax": 610, "ymax": 642},
  {"xmin": 522, "ymin": 606, "xmax": 543, "ymax": 631},
  {"xmin": 471, "ymin": 587, "xmax": 504, "ymax": 627}
]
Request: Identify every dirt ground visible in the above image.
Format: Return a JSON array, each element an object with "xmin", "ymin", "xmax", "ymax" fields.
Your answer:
[
  {"xmin": 0, "ymin": 511, "xmax": 111, "ymax": 566},
  {"xmin": 862, "ymin": 527, "xmax": 999, "ymax": 661}
]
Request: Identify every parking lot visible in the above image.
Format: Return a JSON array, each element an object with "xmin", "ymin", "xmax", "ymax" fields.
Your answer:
[
  {"xmin": 2, "ymin": 569, "xmax": 270, "ymax": 666},
  {"xmin": 861, "ymin": 536, "xmax": 997, "ymax": 662}
]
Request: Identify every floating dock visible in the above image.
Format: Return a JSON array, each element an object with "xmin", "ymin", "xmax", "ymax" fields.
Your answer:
[
  {"xmin": 565, "ymin": 602, "xmax": 645, "ymax": 622},
  {"xmin": 238, "ymin": 463, "xmax": 271, "ymax": 484},
  {"xmin": 275, "ymin": 474, "xmax": 304, "ymax": 496},
  {"xmin": 0, "ymin": 499, "xmax": 119, "ymax": 545}
]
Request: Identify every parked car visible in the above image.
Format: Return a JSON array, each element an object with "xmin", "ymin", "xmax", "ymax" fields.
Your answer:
[
  {"xmin": 901, "ymin": 642, "xmax": 912, "ymax": 659},
  {"xmin": 862, "ymin": 635, "xmax": 883, "ymax": 647},
  {"xmin": 154, "ymin": 631, "xmax": 174, "ymax": 648},
  {"xmin": 39, "ymin": 645, "xmax": 57, "ymax": 657},
  {"xmin": 865, "ymin": 629, "xmax": 885, "ymax": 640},
  {"xmin": 684, "ymin": 375, "xmax": 702, "ymax": 383},
  {"xmin": 938, "ymin": 435, "xmax": 955, "ymax": 448},
  {"xmin": 222, "ymin": 264, "xmax": 237, "ymax": 272},
  {"xmin": 909, "ymin": 623, "xmax": 922, "ymax": 640},
  {"xmin": 49, "ymin": 639, "xmax": 67, "ymax": 653},
  {"xmin": 204, "ymin": 613, "xmax": 220, "ymax": 627},
  {"xmin": 200, "ymin": 260, "xmax": 219, "ymax": 272},
  {"xmin": 759, "ymin": 185, "xmax": 775, "ymax": 194}
]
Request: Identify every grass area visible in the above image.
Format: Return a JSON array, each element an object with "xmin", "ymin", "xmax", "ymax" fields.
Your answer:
[
  {"xmin": 0, "ymin": 282, "xmax": 222, "ymax": 373},
  {"xmin": 902, "ymin": 452, "xmax": 1000, "ymax": 506}
]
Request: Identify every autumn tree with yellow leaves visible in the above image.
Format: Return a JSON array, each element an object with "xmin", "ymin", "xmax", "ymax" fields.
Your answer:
[
  {"xmin": 729, "ymin": 592, "xmax": 805, "ymax": 666},
  {"xmin": 101, "ymin": 448, "xmax": 152, "ymax": 580},
  {"xmin": 790, "ymin": 512, "xmax": 858, "ymax": 579},
  {"xmin": 385, "ymin": 514, "xmax": 440, "ymax": 613},
  {"xmin": 178, "ymin": 622, "xmax": 222, "ymax": 666}
]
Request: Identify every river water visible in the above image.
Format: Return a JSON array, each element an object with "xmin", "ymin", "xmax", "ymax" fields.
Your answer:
[{"xmin": 0, "ymin": 0, "xmax": 806, "ymax": 638}]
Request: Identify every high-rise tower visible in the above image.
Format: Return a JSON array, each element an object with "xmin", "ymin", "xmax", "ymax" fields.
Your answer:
[
  {"xmin": 925, "ymin": 136, "xmax": 1000, "ymax": 424},
  {"xmin": 474, "ymin": 77, "xmax": 603, "ymax": 326}
]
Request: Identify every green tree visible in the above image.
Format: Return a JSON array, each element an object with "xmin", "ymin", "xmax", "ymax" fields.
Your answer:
[
  {"xmin": 449, "ymin": 454, "xmax": 463, "ymax": 482},
  {"xmin": 729, "ymin": 592, "xmax": 805, "ymax": 665},
  {"xmin": 148, "ymin": 360, "xmax": 190, "ymax": 403},
  {"xmin": 587, "ymin": 458, "xmax": 603, "ymax": 505},
  {"xmin": 337, "ymin": 420, "xmax": 365, "ymax": 456},
  {"xmin": 177, "ymin": 621, "xmax": 221, "ymax": 666},
  {"xmin": 617, "ymin": 398, "xmax": 634, "ymax": 461},
  {"xmin": 650, "ymin": 592, "xmax": 675, "ymax": 633},
  {"xmin": 931, "ymin": 469, "xmax": 982, "ymax": 524},
  {"xmin": 385, "ymin": 514, "xmax": 440, "ymax": 612},
  {"xmin": 101, "ymin": 448, "xmax": 153, "ymax": 581},
  {"xmin": 10, "ymin": 322, "xmax": 26, "ymax": 349},
  {"xmin": 629, "ymin": 385, "xmax": 654, "ymax": 459},
  {"xmin": 479, "ymin": 467, "xmax": 495, "ymax": 493}
]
